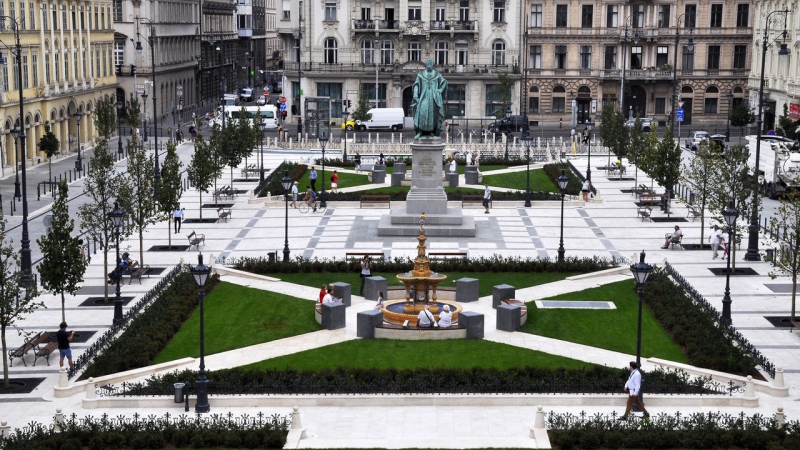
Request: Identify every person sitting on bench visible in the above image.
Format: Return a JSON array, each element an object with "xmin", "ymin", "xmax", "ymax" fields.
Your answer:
[
  {"xmin": 108, "ymin": 252, "xmax": 133, "ymax": 282},
  {"xmin": 662, "ymin": 226, "xmax": 683, "ymax": 249}
]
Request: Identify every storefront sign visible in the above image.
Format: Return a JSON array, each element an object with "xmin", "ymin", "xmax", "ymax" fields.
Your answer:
[{"xmin": 790, "ymin": 102, "xmax": 800, "ymax": 118}]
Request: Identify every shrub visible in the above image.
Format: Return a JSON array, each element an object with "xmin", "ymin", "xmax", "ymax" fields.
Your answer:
[{"xmin": 543, "ymin": 162, "xmax": 583, "ymax": 195}]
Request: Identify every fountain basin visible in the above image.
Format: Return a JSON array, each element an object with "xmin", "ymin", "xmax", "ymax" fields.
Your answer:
[{"xmin": 381, "ymin": 300, "xmax": 462, "ymax": 326}]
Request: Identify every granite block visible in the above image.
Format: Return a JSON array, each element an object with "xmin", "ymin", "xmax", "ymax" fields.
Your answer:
[
  {"xmin": 446, "ymin": 172, "xmax": 459, "ymax": 187},
  {"xmin": 394, "ymin": 162, "xmax": 407, "ymax": 174},
  {"xmin": 321, "ymin": 303, "xmax": 346, "ymax": 330},
  {"xmin": 332, "ymin": 282, "xmax": 351, "ymax": 307},
  {"xmin": 464, "ymin": 169, "xmax": 479, "ymax": 185},
  {"xmin": 492, "ymin": 284, "xmax": 515, "ymax": 309},
  {"xmin": 496, "ymin": 304, "xmax": 521, "ymax": 332},
  {"xmin": 372, "ymin": 170, "xmax": 386, "ymax": 184},
  {"xmin": 458, "ymin": 311, "xmax": 484, "ymax": 339},
  {"xmin": 391, "ymin": 172, "xmax": 405, "ymax": 187},
  {"xmin": 357, "ymin": 310, "xmax": 384, "ymax": 338},
  {"xmin": 455, "ymin": 277, "xmax": 480, "ymax": 303},
  {"xmin": 364, "ymin": 276, "xmax": 387, "ymax": 300}
]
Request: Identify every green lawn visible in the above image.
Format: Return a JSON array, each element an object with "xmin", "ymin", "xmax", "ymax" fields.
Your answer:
[
  {"xmin": 384, "ymin": 164, "xmax": 509, "ymax": 175},
  {"xmin": 297, "ymin": 168, "xmax": 372, "ymax": 190},
  {"xmin": 243, "ymin": 339, "xmax": 596, "ymax": 371},
  {"xmin": 153, "ymin": 282, "xmax": 322, "ymax": 363},
  {"xmin": 272, "ymin": 271, "xmax": 576, "ymax": 297},
  {"xmin": 482, "ymin": 169, "xmax": 559, "ymax": 193},
  {"xmin": 519, "ymin": 280, "xmax": 688, "ymax": 363}
]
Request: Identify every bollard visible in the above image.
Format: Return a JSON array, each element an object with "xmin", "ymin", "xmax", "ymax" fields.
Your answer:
[
  {"xmin": 58, "ymin": 367, "xmax": 69, "ymax": 388},
  {"xmin": 37, "ymin": 185, "xmax": 40, "ymax": 201},
  {"xmin": 745, "ymin": 375, "xmax": 755, "ymax": 397},
  {"xmin": 776, "ymin": 407, "xmax": 785, "ymax": 427},
  {"xmin": 291, "ymin": 406, "xmax": 303, "ymax": 429},
  {"xmin": 184, "ymin": 391, "xmax": 190, "ymax": 412},
  {"xmin": 86, "ymin": 378, "xmax": 96, "ymax": 399},
  {"xmin": 53, "ymin": 409, "xmax": 65, "ymax": 433},
  {"xmin": 774, "ymin": 367, "xmax": 784, "ymax": 388}
]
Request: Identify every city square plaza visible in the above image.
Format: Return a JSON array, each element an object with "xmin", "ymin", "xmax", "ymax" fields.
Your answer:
[{"xmin": 1, "ymin": 146, "xmax": 799, "ymax": 449}]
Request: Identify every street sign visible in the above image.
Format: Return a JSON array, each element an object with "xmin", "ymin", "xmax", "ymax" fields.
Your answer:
[
  {"xmin": 678, "ymin": 101, "xmax": 684, "ymax": 108},
  {"xmin": 136, "ymin": 89, "xmax": 145, "ymax": 95},
  {"xmin": 135, "ymin": 84, "xmax": 144, "ymax": 89},
  {"xmin": 676, "ymin": 108, "xmax": 684, "ymax": 123},
  {"xmin": 280, "ymin": 96, "xmax": 286, "ymax": 103},
  {"xmin": 280, "ymin": 103, "xmax": 287, "ymax": 111}
]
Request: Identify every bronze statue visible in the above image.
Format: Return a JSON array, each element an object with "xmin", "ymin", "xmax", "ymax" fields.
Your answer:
[{"xmin": 411, "ymin": 59, "xmax": 448, "ymax": 139}]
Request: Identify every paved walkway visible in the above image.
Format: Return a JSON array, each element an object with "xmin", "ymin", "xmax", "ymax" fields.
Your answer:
[{"xmin": 1, "ymin": 145, "xmax": 798, "ymax": 448}]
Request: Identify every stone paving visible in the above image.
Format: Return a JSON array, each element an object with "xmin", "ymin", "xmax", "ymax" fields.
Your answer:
[{"xmin": 1, "ymin": 143, "xmax": 799, "ymax": 448}]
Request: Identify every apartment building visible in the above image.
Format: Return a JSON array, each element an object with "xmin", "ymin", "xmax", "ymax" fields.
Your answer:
[{"xmin": 0, "ymin": 0, "xmax": 116, "ymax": 170}]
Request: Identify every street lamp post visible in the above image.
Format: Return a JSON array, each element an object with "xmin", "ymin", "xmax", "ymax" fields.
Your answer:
[
  {"xmin": 557, "ymin": 169, "xmax": 569, "ymax": 263},
  {"xmin": 721, "ymin": 200, "xmax": 739, "ymax": 326},
  {"xmin": 725, "ymin": 91, "xmax": 733, "ymax": 142},
  {"xmin": 74, "ymin": 111, "xmax": 83, "ymax": 172},
  {"xmin": 374, "ymin": 40, "xmax": 380, "ymax": 108},
  {"xmin": 116, "ymin": 100, "xmax": 124, "ymax": 156},
  {"xmin": 746, "ymin": 9, "xmax": 791, "ymax": 262},
  {"xmin": 342, "ymin": 111, "xmax": 350, "ymax": 161},
  {"xmin": 191, "ymin": 253, "xmax": 212, "ymax": 413},
  {"xmin": 319, "ymin": 132, "xmax": 329, "ymax": 208},
  {"xmin": 11, "ymin": 128, "xmax": 21, "ymax": 200},
  {"xmin": 136, "ymin": 17, "xmax": 161, "ymax": 201},
  {"xmin": 586, "ymin": 119, "xmax": 594, "ymax": 182},
  {"xmin": 258, "ymin": 121, "xmax": 266, "ymax": 183},
  {"xmin": 504, "ymin": 107, "xmax": 512, "ymax": 160},
  {"xmin": 142, "ymin": 92, "xmax": 149, "ymax": 142},
  {"xmin": 176, "ymin": 84, "xmax": 183, "ymax": 123},
  {"xmin": 108, "ymin": 202, "xmax": 126, "ymax": 325},
  {"xmin": 629, "ymin": 251, "xmax": 653, "ymax": 368},
  {"xmin": 670, "ymin": 14, "xmax": 695, "ymax": 133},
  {"xmin": 620, "ymin": 14, "xmax": 641, "ymax": 115},
  {"xmin": 522, "ymin": 134, "xmax": 532, "ymax": 207},
  {"xmin": 281, "ymin": 171, "xmax": 293, "ymax": 262}
]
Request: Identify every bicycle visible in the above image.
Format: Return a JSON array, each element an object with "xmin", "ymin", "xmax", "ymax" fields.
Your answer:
[{"xmin": 298, "ymin": 199, "xmax": 326, "ymax": 213}]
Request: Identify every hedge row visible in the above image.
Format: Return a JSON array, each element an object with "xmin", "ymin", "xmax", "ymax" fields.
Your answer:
[
  {"xmin": 543, "ymin": 162, "xmax": 583, "ymax": 196},
  {"xmin": 320, "ymin": 154, "xmax": 531, "ymax": 168},
  {"xmin": 0, "ymin": 413, "xmax": 288, "ymax": 450},
  {"xmin": 644, "ymin": 270, "xmax": 760, "ymax": 376},
  {"xmin": 228, "ymin": 254, "xmax": 619, "ymax": 275},
  {"xmin": 548, "ymin": 412, "xmax": 800, "ymax": 450},
  {"xmin": 257, "ymin": 161, "xmax": 305, "ymax": 197},
  {"xmin": 80, "ymin": 272, "xmax": 221, "ymax": 379}
]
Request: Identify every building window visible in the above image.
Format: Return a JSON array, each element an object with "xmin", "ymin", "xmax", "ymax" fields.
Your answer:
[
  {"xmin": 580, "ymin": 45, "xmax": 592, "ymax": 69},
  {"xmin": 707, "ymin": 45, "xmax": 720, "ymax": 70},
  {"xmin": 54, "ymin": 52, "xmax": 59, "ymax": 81},
  {"xmin": 656, "ymin": 46, "xmax": 668, "ymax": 67},
  {"xmin": 710, "ymin": 4, "xmax": 722, "ymax": 28},
  {"xmin": 528, "ymin": 87, "xmax": 539, "ymax": 114},
  {"xmin": 324, "ymin": 38, "xmax": 337, "ymax": 64},
  {"xmin": 435, "ymin": 3, "xmax": 445, "ymax": 22},
  {"xmin": 736, "ymin": 4, "xmax": 749, "ymax": 28},
  {"xmin": 324, "ymin": 2, "xmax": 336, "ymax": 21},
  {"xmin": 113, "ymin": 0, "xmax": 121, "ymax": 22},
  {"xmin": 604, "ymin": 46, "xmax": 616, "ymax": 69},
  {"xmin": 556, "ymin": 4, "xmax": 567, "ymax": 28},
  {"xmin": 114, "ymin": 41, "xmax": 124, "ymax": 67},
  {"xmin": 444, "ymin": 84, "xmax": 465, "ymax": 119},
  {"xmin": 435, "ymin": 41, "xmax": 448, "ymax": 66},
  {"xmin": 553, "ymin": 97, "xmax": 565, "ymax": 113},
  {"xmin": 630, "ymin": 46, "xmax": 642, "ymax": 69},
  {"xmin": 45, "ymin": 52, "xmax": 50, "ymax": 84},
  {"xmin": 531, "ymin": 4, "xmax": 542, "ymax": 28},
  {"xmin": 42, "ymin": 5, "xmax": 47, "ymax": 29},
  {"xmin": 485, "ymin": 83, "xmax": 509, "ymax": 116},
  {"xmin": 380, "ymin": 40, "xmax": 394, "ymax": 65},
  {"xmin": 684, "ymin": 5, "xmax": 696, "ymax": 28},
  {"xmin": 581, "ymin": 5, "xmax": 592, "ymax": 28},
  {"xmin": 362, "ymin": 83, "xmax": 386, "ymax": 108},
  {"xmin": 29, "ymin": 2, "xmax": 35, "ymax": 28},
  {"xmin": 493, "ymin": 1, "xmax": 505, "ymax": 23},
  {"xmin": 360, "ymin": 7, "xmax": 369, "ymax": 20},
  {"xmin": 361, "ymin": 40, "xmax": 374, "ymax": 64},
  {"xmin": 632, "ymin": 5, "xmax": 644, "ymax": 28},
  {"xmin": 733, "ymin": 45, "xmax": 746, "ymax": 69},
  {"xmin": 22, "ymin": 54, "xmax": 28, "ymax": 88},
  {"xmin": 408, "ymin": 41, "xmax": 421, "ymax": 62},
  {"xmin": 492, "ymin": 40, "xmax": 505, "ymax": 65},
  {"xmin": 554, "ymin": 45, "xmax": 567, "ymax": 69},
  {"xmin": 459, "ymin": 0, "xmax": 469, "ymax": 22},
  {"xmin": 317, "ymin": 82, "xmax": 343, "ymax": 116},
  {"xmin": 408, "ymin": 2, "xmax": 421, "ymax": 20},
  {"xmin": 704, "ymin": 97, "xmax": 718, "ymax": 114},
  {"xmin": 682, "ymin": 46, "xmax": 694, "ymax": 70},
  {"xmin": 19, "ymin": 2, "xmax": 25, "ymax": 29},
  {"xmin": 529, "ymin": 45, "xmax": 541, "ymax": 69},
  {"xmin": 456, "ymin": 42, "xmax": 468, "ymax": 65},
  {"xmin": 655, "ymin": 97, "xmax": 666, "ymax": 114},
  {"xmin": 658, "ymin": 5, "xmax": 670, "ymax": 28},
  {"xmin": 606, "ymin": 5, "xmax": 617, "ymax": 28}
]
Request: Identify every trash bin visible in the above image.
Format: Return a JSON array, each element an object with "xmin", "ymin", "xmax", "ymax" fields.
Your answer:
[
  {"xmin": 173, "ymin": 383, "xmax": 185, "ymax": 403},
  {"xmin": 268, "ymin": 252, "xmax": 277, "ymax": 263},
  {"xmin": 765, "ymin": 248, "xmax": 775, "ymax": 262}
]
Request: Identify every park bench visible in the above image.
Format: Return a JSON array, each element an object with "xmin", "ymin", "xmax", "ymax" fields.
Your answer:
[
  {"xmin": 631, "ymin": 184, "xmax": 652, "ymax": 196},
  {"xmin": 187, "ymin": 231, "xmax": 205, "ymax": 250},
  {"xmin": 128, "ymin": 264, "xmax": 151, "ymax": 285},
  {"xmin": 666, "ymin": 233, "xmax": 684, "ymax": 250},
  {"xmin": 213, "ymin": 186, "xmax": 234, "ymax": 200},
  {"xmin": 33, "ymin": 337, "xmax": 59, "ymax": 366},
  {"xmin": 360, "ymin": 195, "xmax": 391, "ymax": 208},
  {"xmin": 637, "ymin": 192, "xmax": 664, "ymax": 206},
  {"xmin": 608, "ymin": 165, "xmax": 627, "ymax": 176},
  {"xmin": 241, "ymin": 164, "xmax": 257, "ymax": 177},
  {"xmin": 428, "ymin": 251, "xmax": 468, "ymax": 261},
  {"xmin": 687, "ymin": 205, "xmax": 702, "ymax": 221},
  {"xmin": 217, "ymin": 207, "xmax": 232, "ymax": 222},
  {"xmin": 8, "ymin": 331, "xmax": 48, "ymax": 367},
  {"xmin": 462, "ymin": 195, "xmax": 490, "ymax": 209},
  {"xmin": 345, "ymin": 252, "xmax": 385, "ymax": 262},
  {"xmin": 637, "ymin": 206, "xmax": 652, "ymax": 222}
]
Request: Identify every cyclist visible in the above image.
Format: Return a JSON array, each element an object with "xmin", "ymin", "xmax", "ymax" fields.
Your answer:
[{"xmin": 303, "ymin": 186, "xmax": 318, "ymax": 212}]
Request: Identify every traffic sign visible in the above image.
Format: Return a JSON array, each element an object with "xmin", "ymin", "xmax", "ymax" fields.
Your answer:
[
  {"xmin": 280, "ymin": 96, "xmax": 286, "ymax": 103},
  {"xmin": 676, "ymin": 108, "xmax": 684, "ymax": 123},
  {"xmin": 135, "ymin": 84, "xmax": 144, "ymax": 89},
  {"xmin": 678, "ymin": 101, "xmax": 684, "ymax": 108},
  {"xmin": 280, "ymin": 103, "xmax": 287, "ymax": 111}
]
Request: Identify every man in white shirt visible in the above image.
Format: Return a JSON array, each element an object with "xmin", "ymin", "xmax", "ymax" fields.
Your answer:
[
  {"xmin": 709, "ymin": 225, "xmax": 722, "ymax": 260},
  {"xmin": 619, "ymin": 361, "xmax": 650, "ymax": 420},
  {"xmin": 322, "ymin": 288, "xmax": 341, "ymax": 305},
  {"xmin": 417, "ymin": 306, "xmax": 434, "ymax": 327},
  {"xmin": 173, "ymin": 206, "xmax": 184, "ymax": 233},
  {"xmin": 483, "ymin": 183, "xmax": 492, "ymax": 214}
]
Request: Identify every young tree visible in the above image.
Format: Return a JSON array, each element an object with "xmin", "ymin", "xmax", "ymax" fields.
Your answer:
[
  {"xmin": 78, "ymin": 137, "xmax": 125, "ymax": 303},
  {"xmin": 626, "ymin": 117, "xmax": 647, "ymax": 182},
  {"xmin": 729, "ymin": 103, "xmax": 755, "ymax": 144},
  {"xmin": 1, "ymin": 214, "xmax": 43, "ymax": 389},
  {"xmin": 598, "ymin": 104, "xmax": 628, "ymax": 168},
  {"xmin": 158, "ymin": 137, "xmax": 183, "ymax": 247},
  {"xmin": 648, "ymin": 122, "xmax": 681, "ymax": 215},
  {"xmin": 38, "ymin": 123, "xmax": 60, "ymax": 182},
  {"xmin": 680, "ymin": 141, "xmax": 719, "ymax": 244},
  {"xmin": 94, "ymin": 94, "xmax": 118, "ymax": 140},
  {"xmin": 776, "ymin": 103, "xmax": 799, "ymax": 142},
  {"xmin": 219, "ymin": 108, "xmax": 258, "ymax": 191},
  {"xmin": 351, "ymin": 89, "xmax": 371, "ymax": 122},
  {"xmin": 37, "ymin": 180, "xmax": 86, "ymax": 322},
  {"xmin": 491, "ymin": 72, "xmax": 516, "ymax": 118},
  {"xmin": 118, "ymin": 144, "xmax": 157, "ymax": 265},
  {"xmin": 708, "ymin": 145, "xmax": 753, "ymax": 270},
  {"xmin": 187, "ymin": 126, "xmax": 222, "ymax": 219},
  {"xmin": 765, "ymin": 191, "xmax": 800, "ymax": 328},
  {"xmin": 125, "ymin": 94, "xmax": 143, "ymax": 151}
]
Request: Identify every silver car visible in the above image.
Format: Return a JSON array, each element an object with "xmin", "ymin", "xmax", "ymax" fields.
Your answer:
[
  {"xmin": 625, "ymin": 118, "xmax": 653, "ymax": 132},
  {"xmin": 685, "ymin": 131, "xmax": 710, "ymax": 151}
]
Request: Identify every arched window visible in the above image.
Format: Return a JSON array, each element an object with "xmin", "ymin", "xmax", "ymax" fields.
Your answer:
[
  {"xmin": 361, "ymin": 40, "xmax": 374, "ymax": 64},
  {"xmin": 492, "ymin": 40, "xmax": 506, "ymax": 66},
  {"xmin": 455, "ymin": 41, "xmax": 469, "ymax": 66},
  {"xmin": 324, "ymin": 38, "xmax": 337, "ymax": 64},
  {"xmin": 704, "ymin": 85, "xmax": 719, "ymax": 114},
  {"xmin": 552, "ymin": 85, "xmax": 566, "ymax": 113},
  {"xmin": 681, "ymin": 85, "xmax": 693, "ymax": 94}
]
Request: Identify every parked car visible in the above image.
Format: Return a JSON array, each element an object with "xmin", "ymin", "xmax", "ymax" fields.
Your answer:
[
  {"xmin": 685, "ymin": 131, "xmax": 710, "ymax": 151},
  {"xmin": 488, "ymin": 115, "xmax": 529, "ymax": 134},
  {"xmin": 624, "ymin": 117, "xmax": 653, "ymax": 132}
]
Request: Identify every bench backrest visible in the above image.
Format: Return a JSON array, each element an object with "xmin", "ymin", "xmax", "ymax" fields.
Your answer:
[
  {"xmin": 31, "ymin": 331, "xmax": 50, "ymax": 347},
  {"xmin": 187, "ymin": 231, "xmax": 196, "ymax": 239}
]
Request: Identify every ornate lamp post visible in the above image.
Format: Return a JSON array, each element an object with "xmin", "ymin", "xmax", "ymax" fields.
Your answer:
[
  {"xmin": 342, "ymin": 110, "xmax": 349, "ymax": 161},
  {"xmin": 670, "ymin": 14, "xmax": 695, "ymax": 133},
  {"xmin": 191, "ymin": 253, "xmax": 212, "ymax": 413},
  {"xmin": 522, "ymin": 134, "xmax": 532, "ymax": 207},
  {"xmin": 585, "ymin": 119, "xmax": 594, "ymax": 182},
  {"xmin": 74, "ymin": 111, "xmax": 83, "ymax": 172},
  {"xmin": 116, "ymin": 100, "xmax": 124, "ymax": 155},
  {"xmin": 725, "ymin": 91, "xmax": 733, "ymax": 142},
  {"xmin": 108, "ymin": 202, "xmax": 126, "ymax": 325},
  {"xmin": 557, "ymin": 169, "xmax": 570, "ymax": 263},
  {"xmin": 319, "ymin": 132, "xmax": 329, "ymax": 208},
  {"xmin": 629, "ymin": 251, "xmax": 653, "ymax": 368},
  {"xmin": 136, "ymin": 17, "xmax": 161, "ymax": 201},
  {"xmin": 281, "ymin": 171, "xmax": 293, "ymax": 262},
  {"xmin": 141, "ymin": 92, "xmax": 149, "ymax": 142},
  {"xmin": 721, "ymin": 200, "xmax": 739, "ymax": 326},
  {"xmin": 746, "ymin": 9, "xmax": 791, "ymax": 262},
  {"xmin": 258, "ymin": 121, "xmax": 266, "ymax": 183},
  {"xmin": 504, "ymin": 107, "xmax": 512, "ymax": 160}
]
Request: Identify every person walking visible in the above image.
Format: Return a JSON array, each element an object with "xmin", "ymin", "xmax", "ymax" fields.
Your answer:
[
  {"xmin": 483, "ymin": 183, "xmax": 492, "ymax": 214},
  {"xmin": 618, "ymin": 361, "xmax": 650, "ymax": 420},
  {"xmin": 309, "ymin": 167, "xmax": 318, "ymax": 191},
  {"xmin": 290, "ymin": 181, "xmax": 299, "ymax": 208},
  {"xmin": 331, "ymin": 170, "xmax": 339, "ymax": 193},
  {"xmin": 354, "ymin": 152, "xmax": 362, "ymax": 172},
  {"xmin": 173, "ymin": 206, "xmax": 184, "ymax": 233},
  {"xmin": 359, "ymin": 255, "xmax": 372, "ymax": 295},
  {"xmin": 709, "ymin": 225, "xmax": 722, "ymax": 260},
  {"xmin": 721, "ymin": 226, "xmax": 730, "ymax": 260},
  {"xmin": 581, "ymin": 180, "xmax": 590, "ymax": 202},
  {"xmin": 57, "ymin": 322, "xmax": 74, "ymax": 368}
]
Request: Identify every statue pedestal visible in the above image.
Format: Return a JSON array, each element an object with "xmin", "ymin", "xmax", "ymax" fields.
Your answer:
[{"xmin": 378, "ymin": 139, "xmax": 476, "ymax": 237}]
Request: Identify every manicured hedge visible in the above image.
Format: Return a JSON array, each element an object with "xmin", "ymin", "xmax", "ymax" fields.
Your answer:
[
  {"xmin": 257, "ymin": 161, "xmax": 305, "ymax": 197},
  {"xmin": 543, "ymin": 162, "xmax": 583, "ymax": 196},
  {"xmin": 80, "ymin": 272, "xmax": 221, "ymax": 379},
  {"xmin": 548, "ymin": 411, "xmax": 800, "ymax": 450}
]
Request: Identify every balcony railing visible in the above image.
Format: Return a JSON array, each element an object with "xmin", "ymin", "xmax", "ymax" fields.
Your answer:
[
  {"xmin": 283, "ymin": 62, "xmax": 516, "ymax": 75},
  {"xmin": 352, "ymin": 19, "xmax": 400, "ymax": 30},
  {"xmin": 599, "ymin": 69, "xmax": 674, "ymax": 80},
  {"xmin": 430, "ymin": 20, "xmax": 477, "ymax": 31}
]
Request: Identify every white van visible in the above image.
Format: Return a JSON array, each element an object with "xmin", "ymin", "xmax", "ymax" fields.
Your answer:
[
  {"xmin": 212, "ymin": 105, "xmax": 279, "ymax": 130},
  {"xmin": 358, "ymin": 108, "xmax": 405, "ymax": 131}
]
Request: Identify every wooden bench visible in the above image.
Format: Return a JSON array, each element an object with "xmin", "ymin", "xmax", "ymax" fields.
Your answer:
[
  {"xmin": 429, "ymin": 251, "xmax": 468, "ymax": 261},
  {"xmin": 637, "ymin": 206, "xmax": 652, "ymax": 222},
  {"xmin": 34, "ymin": 339, "xmax": 59, "ymax": 366},
  {"xmin": 631, "ymin": 184, "xmax": 652, "ymax": 196},
  {"xmin": 217, "ymin": 207, "xmax": 232, "ymax": 222},
  {"xmin": 360, "ymin": 195, "xmax": 391, "ymax": 208},
  {"xmin": 462, "ymin": 195, "xmax": 490, "ymax": 209},
  {"xmin": 187, "ymin": 231, "xmax": 205, "ymax": 250},
  {"xmin": 608, "ymin": 165, "xmax": 627, "ymax": 176},
  {"xmin": 501, "ymin": 299, "xmax": 528, "ymax": 318},
  {"xmin": 128, "ymin": 264, "xmax": 151, "ymax": 285},
  {"xmin": 638, "ymin": 192, "xmax": 664, "ymax": 206},
  {"xmin": 8, "ymin": 331, "xmax": 47, "ymax": 367},
  {"xmin": 345, "ymin": 252, "xmax": 385, "ymax": 262},
  {"xmin": 687, "ymin": 206, "xmax": 702, "ymax": 221},
  {"xmin": 110, "ymin": 261, "xmax": 137, "ymax": 284}
]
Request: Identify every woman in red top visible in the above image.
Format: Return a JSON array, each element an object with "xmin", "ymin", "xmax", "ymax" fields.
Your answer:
[
  {"xmin": 319, "ymin": 285, "xmax": 327, "ymax": 303},
  {"xmin": 331, "ymin": 170, "xmax": 339, "ymax": 193}
]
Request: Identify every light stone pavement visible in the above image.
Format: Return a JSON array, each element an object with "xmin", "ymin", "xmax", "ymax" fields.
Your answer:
[{"xmin": 1, "ymin": 146, "xmax": 799, "ymax": 448}]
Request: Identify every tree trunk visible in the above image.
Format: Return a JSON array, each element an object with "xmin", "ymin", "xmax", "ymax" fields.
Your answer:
[
  {"xmin": 792, "ymin": 272, "xmax": 797, "ymax": 325},
  {"xmin": 199, "ymin": 192, "xmax": 203, "ymax": 219},
  {"xmin": 167, "ymin": 217, "xmax": 172, "ymax": 249},
  {"xmin": 2, "ymin": 325, "xmax": 9, "ymax": 388},
  {"xmin": 103, "ymin": 248, "xmax": 109, "ymax": 303},
  {"xmin": 61, "ymin": 291, "xmax": 66, "ymax": 322},
  {"xmin": 139, "ymin": 231, "xmax": 144, "ymax": 266}
]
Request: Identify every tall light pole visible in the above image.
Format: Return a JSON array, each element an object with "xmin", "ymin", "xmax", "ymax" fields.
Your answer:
[
  {"xmin": 295, "ymin": 5, "xmax": 304, "ymax": 136},
  {"xmin": 142, "ymin": 92, "xmax": 149, "ymax": 142},
  {"xmin": 342, "ymin": 110, "xmax": 349, "ymax": 161},
  {"xmin": 721, "ymin": 201, "xmax": 739, "ymax": 326},
  {"xmin": 557, "ymin": 169, "xmax": 569, "ymax": 263},
  {"xmin": 522, "ymin": 134, "xmax": 532, "ymax": 207},
  {"xmin": 191, "ymin": 253, "xmax": 212, "ymax": 413},
  {"xmin": 670, "ymin": 14, "xmax": 695, "ymax": 133},
  {"xmin": 116, "ymin": 100, "xmax": 124, "ymax": 156},
  {"xmin": 504, "ymin": 107, "xmax": 512, "ymax": 160},
  {"xmin": 176, "ymin": 84, "xmax": 183, "ymax": 123},
  {"xmin": 319, "ymin": 132, "xmax": 329, "ymax": 208},
  {"xmin": 746, "ymin": 9, "xmax": 791, "ymax": 262},
  {"xmin": 629, "ymin": 251, "xmax": 653, "ymax": 368},
  {"xmin": 136, "ymin": 17, "xmax": 161, "ymax": 201},
  {"xmin": 620, "ymin": 14, "xmax": 640, "ymax": 116},
  {"xmin": 586, "ymin": 119, "xmax": 594, "ymax": 182},
  {"xmin": 281, "ymin": 171, "xmax": 293, "ymax": 262},
  {"xmin": 74, "ymin": 111, "xmax": 83, "ymax": 172},
  {"xmin": 725, "ymin": 91, "xmax": 733, "ymax": 142},
  {"xmin": 108, "ymin": 202, "xmax": 126, "ymax": 325}
]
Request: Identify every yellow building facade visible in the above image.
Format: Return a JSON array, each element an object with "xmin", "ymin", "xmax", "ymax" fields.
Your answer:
[{"xmin": 0, "ymin": 0, "xmax": 116, "ymax": 171}]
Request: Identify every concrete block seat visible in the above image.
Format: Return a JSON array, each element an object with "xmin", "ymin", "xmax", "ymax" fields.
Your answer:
[
  {"xmin": 501, "ymin": 299, "xmax": 528, "ymax": 325},
  {"xmin": 374, "ymin": 322, "xmax": 467, "ymax": 340}
]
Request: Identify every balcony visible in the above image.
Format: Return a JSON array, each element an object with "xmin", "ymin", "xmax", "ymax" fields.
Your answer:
[
  {"xmin": 283, "ymin": 62, "xmax": 518, "ymax": 76},
  {"xmin": 352, "ymin": 19, "xmax": 400, "ymax": 32},
  {"xmin": 430, "ymin": 20, "xmax": 478, "ymax": 32},
  {"xmin": 599, "ymin": 68, "xmax": 674, "ymax": 80},
  {"xmin": 238, "ymin": 28, "xmax": 253, "ymax": 38}
]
